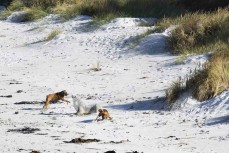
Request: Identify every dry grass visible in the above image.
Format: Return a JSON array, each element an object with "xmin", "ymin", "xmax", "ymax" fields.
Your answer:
[
  {"xmin": 164, "ymin": 8, "xmax": 229, "ymax": 54},
  {"xmin": 45, "ymin": 29, "xmax": 61, "ymax": 41},
  {"xmin": 0, "ymin": 0, "xmax": 190, "ymax": 21}
]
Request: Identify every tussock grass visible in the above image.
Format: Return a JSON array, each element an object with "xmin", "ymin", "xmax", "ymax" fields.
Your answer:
[
  {"xmin": 166, "ymin": 50, "xmax": 229, "ymax": 104},
  {"xmin": 45, "ymin": 29, "xmax": 61, "ymax": 41},
  {"xmin": 23, "ymin": 7, "xmax": 47, "ymax": 21},
  {"xmin": 161, "ymin": 8, "xmax": 229, "ymax": 54},
  {"xmin": 187, "ymin": 51, "xmax": 229, "ymax": 101},
  {"xmin": 52, "ymin": 4, "xmax": 79, "ymax": 20}
]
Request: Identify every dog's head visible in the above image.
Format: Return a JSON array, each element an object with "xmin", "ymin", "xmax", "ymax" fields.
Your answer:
[
  {"xmin": 98, "ymin": 109, "xmax": 103, "ymax": 113},
  {"xmin": 60, "ymin": 90, "xmax": 68, "ymax": 96}
]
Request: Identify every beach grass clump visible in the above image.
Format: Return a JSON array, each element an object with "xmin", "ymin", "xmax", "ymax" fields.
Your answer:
[
  {"xmin": 186, "ymin": 50, "xmax": 229, "ymax": 101},
  {"xmin": 23, "ymin": 7, "xmax": 47, "ymax": 21},
  {"xmin": 166, "ymin": 50, "xmax": 229, "ymax": 104}
]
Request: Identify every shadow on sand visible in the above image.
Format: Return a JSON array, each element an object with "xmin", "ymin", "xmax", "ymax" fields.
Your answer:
[
  {"xmin": 14, "ymin": 101, "xmax": 44, "ymax": 105},
  {"xmin": 79, "ymin": 119, "xmax": 94, "ymax": 123},
  {"xmin": 108, "ymin": 97, "xmax": 168, "ymax": 111},
  {"xmin": 206, "ymin": 115, "xmax": 229, "ymax": 126},
  {"xmin": 21, "ymin": 108, "xmax": 42, "ymax": 111},
  {"xmin": 40, "ymin": 112, "xmax": 75, "ymax": 116}
]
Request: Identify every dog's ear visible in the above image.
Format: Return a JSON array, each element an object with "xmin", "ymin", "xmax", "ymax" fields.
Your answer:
[{"xmin": 62, "ymin": 90, "xmax": 68, "ymax": 96}]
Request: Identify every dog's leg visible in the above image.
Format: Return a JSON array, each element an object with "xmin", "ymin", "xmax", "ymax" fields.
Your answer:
[
  {"xmin": 60, "ymin": 98, "xmax": 70, "ymax": 104},
  {"xmin": 43, "ymin": 96, "xmax": 50, "ymax": 110},
  {"xmin": 95, "ymin": 115, "xmax": 100, "ymax": 121}
]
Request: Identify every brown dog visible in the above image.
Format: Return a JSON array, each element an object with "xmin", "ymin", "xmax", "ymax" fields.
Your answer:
[
  {"xmin": 95, "ymin": 109, "xmax": 112, "ymax": 121},
  {"xmin": 43, "ymin": 90, "xmax": 70, "ymax": 110}
]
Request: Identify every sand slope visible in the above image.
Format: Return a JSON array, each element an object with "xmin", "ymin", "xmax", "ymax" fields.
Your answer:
[{"xmin": 0, "ymin": 15, "xmax": 228, "ymax": 153}]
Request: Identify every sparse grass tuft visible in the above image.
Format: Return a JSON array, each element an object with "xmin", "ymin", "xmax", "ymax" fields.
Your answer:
[
  {"xmin": 45, "ymin": 29, "xmax": 61, "ymax": 41},
  {"xmin": 0, "ymin": 10, "xmax": 12, "ymax": 20},
  {"xmin": 90, "ymin": 60, "xmax": 102, "ymax": 72},
  {"xmin": 129, "ymin": 28, "xmax": 159, "ymax": 48},
  {"xmin": 166, "ymin": 77, "xmax": 185, "ymax": 106},
  {"xmin": 175, "ymin": 55, "xmax": 186, "ymax": 65}
]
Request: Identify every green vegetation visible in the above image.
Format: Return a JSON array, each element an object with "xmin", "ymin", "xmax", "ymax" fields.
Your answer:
[{"xmin": 0, "ymin": 10, "xmax": 11, "ymax": 20}]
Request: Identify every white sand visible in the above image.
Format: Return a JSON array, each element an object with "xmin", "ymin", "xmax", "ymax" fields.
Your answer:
[{"xmin": 0, "ymin": 15, "xmax": 228, "ymax": 153}]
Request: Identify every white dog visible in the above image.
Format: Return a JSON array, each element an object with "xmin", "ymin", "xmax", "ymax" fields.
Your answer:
[{"xmin": 72, "ymin": 95, "xmax": 101, "ymax": 115}]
